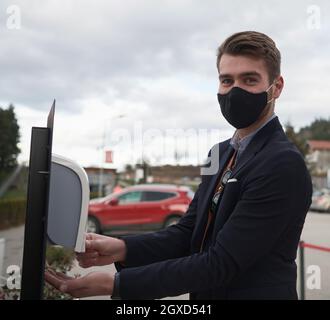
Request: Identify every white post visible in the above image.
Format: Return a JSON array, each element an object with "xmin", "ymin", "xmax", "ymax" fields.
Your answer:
[
  {"xmin": 98, "ymin": 114, "xmax": 125, "ymax": 197},
  {"xmin": 98, "ymin": 165, "xmax": 104, "ymax": 198},
  {"xmin": 98, "ymin": 126, "xmax": 106, "ymax": 198},
  {"xmin": 0, "ymin": 238, "xmax": 5, "ymax": 278}
]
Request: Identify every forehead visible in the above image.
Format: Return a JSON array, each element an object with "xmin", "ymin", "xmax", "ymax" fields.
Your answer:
[{"xmin": 219, "ymin": 53, "xmax": 268, "ymax": 77}]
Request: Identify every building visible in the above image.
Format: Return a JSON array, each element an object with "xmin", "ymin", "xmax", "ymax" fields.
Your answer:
[
  {"xmin": 149, "ymin": 165, "xmax": 201, "ymax": 185},
  {"xmin": 307, "ymin": 140, "xmax": 330, "ymax": 189},
  {"xmin": 118, "ymin": 164, "xmax": 201, "ymax": 187},
  {"xmin": 84, "ymin": 167, "xmax": 117, "ymax": 197}
]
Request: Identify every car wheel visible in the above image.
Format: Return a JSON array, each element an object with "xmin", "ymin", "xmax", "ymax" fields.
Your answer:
[
  {"xmin": 87, "ymin": 216, "xmax": 101, "ymax": 234},
  {"xmin": 164, "ymin": 216, "xmax": 181, "ymax": 228}
]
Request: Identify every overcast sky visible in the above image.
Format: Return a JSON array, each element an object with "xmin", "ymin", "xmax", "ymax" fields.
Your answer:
[{"xmin": 0, "ymin": 0, "xmax": 329, "ymax": 170}]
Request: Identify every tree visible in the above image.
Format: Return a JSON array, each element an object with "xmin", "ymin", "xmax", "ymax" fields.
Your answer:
[
  {"xmin": 298, "ymin": 117, "xmax": 330, "ymax": 141},
  {"xmin": 136, "ymin": 157, "xmax": 150, "ymax": 183},
  {"xmin": 0, "ymin": 104, "xmax": 20, "ymax": 172},
  {"xmin": 284, "ymin": 121, "xmax": 309, "ymax": 158},
  {"xmin": 124, "ymin": 164, "xmax": 133, "ymax": 173}
]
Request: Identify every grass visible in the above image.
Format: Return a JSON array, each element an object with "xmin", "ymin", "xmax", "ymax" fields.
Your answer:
[
  {"xmin": 2, "ymin": 189, "xmax": 26, "ymax": 200},
  {"xmin": 0, "ymin": 166, "xmax": 28, "ymax": 201},
  {"xmin": 0, "ymin": 169, "xmax": 13, "ymax": 186}
]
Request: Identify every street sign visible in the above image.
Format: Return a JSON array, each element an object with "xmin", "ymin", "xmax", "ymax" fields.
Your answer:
[{"xmin": 105, "ymin": 150, "xmax": 113, "ymax": 163}]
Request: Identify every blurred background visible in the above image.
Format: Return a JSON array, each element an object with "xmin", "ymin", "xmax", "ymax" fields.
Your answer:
[{"xmin": 0, "ymin": 0, "xmax": 329, "ymax": 300}]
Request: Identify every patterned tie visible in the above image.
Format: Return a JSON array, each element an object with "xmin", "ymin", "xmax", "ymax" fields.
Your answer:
[{"xmin": 199, "ymin": 149, "xmax": 238, "ymax": 252}]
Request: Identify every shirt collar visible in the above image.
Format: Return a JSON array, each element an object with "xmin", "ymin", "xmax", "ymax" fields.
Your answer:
[{"xmin": 230, "ymin": 114, "xmax": 277, "ymax": 153}]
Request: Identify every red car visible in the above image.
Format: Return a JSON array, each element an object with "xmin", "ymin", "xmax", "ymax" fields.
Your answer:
[{"xmin": 87, "ymin": 184, "xmax": 194, "ymax": 234}]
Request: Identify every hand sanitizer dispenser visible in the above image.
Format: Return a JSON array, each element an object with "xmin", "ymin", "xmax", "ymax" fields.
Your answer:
[
  {"xmin": 21, "ymin": 101, "xmax": 91, "ymax": 300},
  {"xmin": 47, "ymin": 154, "xmax": 90, "ymax": 252}
]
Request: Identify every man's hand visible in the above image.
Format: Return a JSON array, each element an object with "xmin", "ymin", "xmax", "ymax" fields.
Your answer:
[
  {"xmin": 44, "ymin": 269, "xmax": 114, "ymax": 298},
  {"xmin": 76, "ymin": 233, "xmax": 127, "ymax": 268}
]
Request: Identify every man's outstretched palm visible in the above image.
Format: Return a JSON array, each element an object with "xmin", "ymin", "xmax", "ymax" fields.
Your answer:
[{"xmin": 44, "ymin": 269, "xmax": 114, "ymax": 298}]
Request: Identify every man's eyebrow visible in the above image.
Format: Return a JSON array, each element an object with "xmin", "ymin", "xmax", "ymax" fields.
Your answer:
[
  {"xmin": 219, "ymin": 73, "xmax": 232, "ymax": 79},
  {"xmin": 240, "ymin": 71, "xmax": 262, "ymax": 78},
  {"xmin": 218, "ymin": 71, "xmax": 262, "ymax": 79}
]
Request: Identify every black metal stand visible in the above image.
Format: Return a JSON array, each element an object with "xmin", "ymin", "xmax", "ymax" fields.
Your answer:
[{"xmin": 20, "ymin": 102, "xmax": 55, "ymax": 300}]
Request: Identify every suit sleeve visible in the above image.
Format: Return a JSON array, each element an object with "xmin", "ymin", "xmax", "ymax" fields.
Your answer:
[
  {"xmin": 117, "ymin": 151, "xmax": 312, "ymax": 299},
  {"xmin": 114, "ymin": 184, "xmax": 200, "ymax": 272}
]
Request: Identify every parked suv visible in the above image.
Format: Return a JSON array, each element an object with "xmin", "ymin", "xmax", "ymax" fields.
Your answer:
[{"xmin": 87, "ymin": 184, "xmax": 194, "ymax": 234}]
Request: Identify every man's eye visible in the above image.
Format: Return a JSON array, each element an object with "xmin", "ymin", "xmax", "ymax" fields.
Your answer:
[
  {"xmin": 245, "ymin": 78, "xmax": 258, "ymax": 85},
  {"xmin": 221, "ymin": 79, "xmax": 233, "ymax": 85}
]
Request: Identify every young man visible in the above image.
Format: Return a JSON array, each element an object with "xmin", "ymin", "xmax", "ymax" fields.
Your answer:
[{"xmin": 46, "ymin": 31, "xmax": 312, "ymax": 300}]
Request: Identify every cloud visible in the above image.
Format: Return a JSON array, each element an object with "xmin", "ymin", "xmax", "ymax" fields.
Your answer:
[{"xmin": 0, "ymin": 0, "xmax": 328, "ymax": 168}]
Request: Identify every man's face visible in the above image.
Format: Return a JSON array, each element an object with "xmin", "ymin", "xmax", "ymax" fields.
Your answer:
[{"xmin": 218, "ymin": 54, "xmax": 272, "ymax": 95}]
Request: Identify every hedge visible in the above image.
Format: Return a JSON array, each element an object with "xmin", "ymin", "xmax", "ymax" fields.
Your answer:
[{"xmin": 0, "ymin": 198, "xmax": 26, "ymax": 230}]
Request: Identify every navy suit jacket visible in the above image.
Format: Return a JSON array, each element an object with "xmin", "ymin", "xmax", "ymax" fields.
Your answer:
[{"xmin": 115, "ymin": 117, "xmax": 312, "ymax": 300}]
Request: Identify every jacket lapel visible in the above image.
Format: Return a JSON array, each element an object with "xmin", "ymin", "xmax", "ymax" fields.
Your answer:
[
  {"xmin": 230, "ymin": 117, "xmax": 283, "ymax": 177},
  {"xmin": 211, "ymin": 117, "xmax": 284, "ymax": 237},
  {"xmin": 193, "ymin": 141, "xmax": 234, "ymax": 248}
]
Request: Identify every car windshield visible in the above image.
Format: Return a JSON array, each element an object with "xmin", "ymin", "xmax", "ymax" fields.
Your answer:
[{"xmin": 117, "ymin": 191, "xmax": 142, "ymax": 204}]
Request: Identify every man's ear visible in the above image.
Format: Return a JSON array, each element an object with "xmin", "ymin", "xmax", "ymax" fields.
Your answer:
[{"xmin": 273, "ymin": 76, "xmax": 284, "ymax": 99}]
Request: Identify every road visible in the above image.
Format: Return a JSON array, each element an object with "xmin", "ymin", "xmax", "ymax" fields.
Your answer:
[
  {"xmin": 297, "ymin": 211, "xmax": 330, "ymax": 300},
  {"xmin": 0, "ymin": 211, "xmax": 329, "ymax": 300}
]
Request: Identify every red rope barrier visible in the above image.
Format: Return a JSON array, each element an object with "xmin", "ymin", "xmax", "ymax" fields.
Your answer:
[{"xmin": 300, "ymin": 242, "xmax": 330, "ymax": 253}]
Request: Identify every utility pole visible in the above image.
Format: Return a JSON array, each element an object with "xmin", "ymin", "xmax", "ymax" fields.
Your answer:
[{"xmin": 98, "ymin": 114, "xmax": 125, "ymax": 198}]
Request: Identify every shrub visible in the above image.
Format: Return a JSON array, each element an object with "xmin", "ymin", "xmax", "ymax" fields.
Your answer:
[
  {"xmin": 43, "ymin": 245, "xmax": 77, "ymax": 300},
  {"xmin": 0, "ymin": 245, "xmax": 77, "ymax": 300},
  {"xmin": 0, "ymin": 198, "xmax": 26, "ymax": 230}
]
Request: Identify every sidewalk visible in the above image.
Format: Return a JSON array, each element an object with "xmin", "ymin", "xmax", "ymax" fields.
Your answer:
[
  {"xmin": 0, "ymin": 225, "xmax": 188, "ymax": 300},
  {"xmin": 1, "ymin": 211, "xmax": 329, "ymax": 300},
  {"xmin": 0, "ymin": 225, "xmax": 24, "ymax": 275}
]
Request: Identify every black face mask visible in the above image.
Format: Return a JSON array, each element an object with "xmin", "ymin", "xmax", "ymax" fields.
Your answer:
[{"xmin": 217, "ymin": 85, "xmax": 273, "ymax": 129}]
